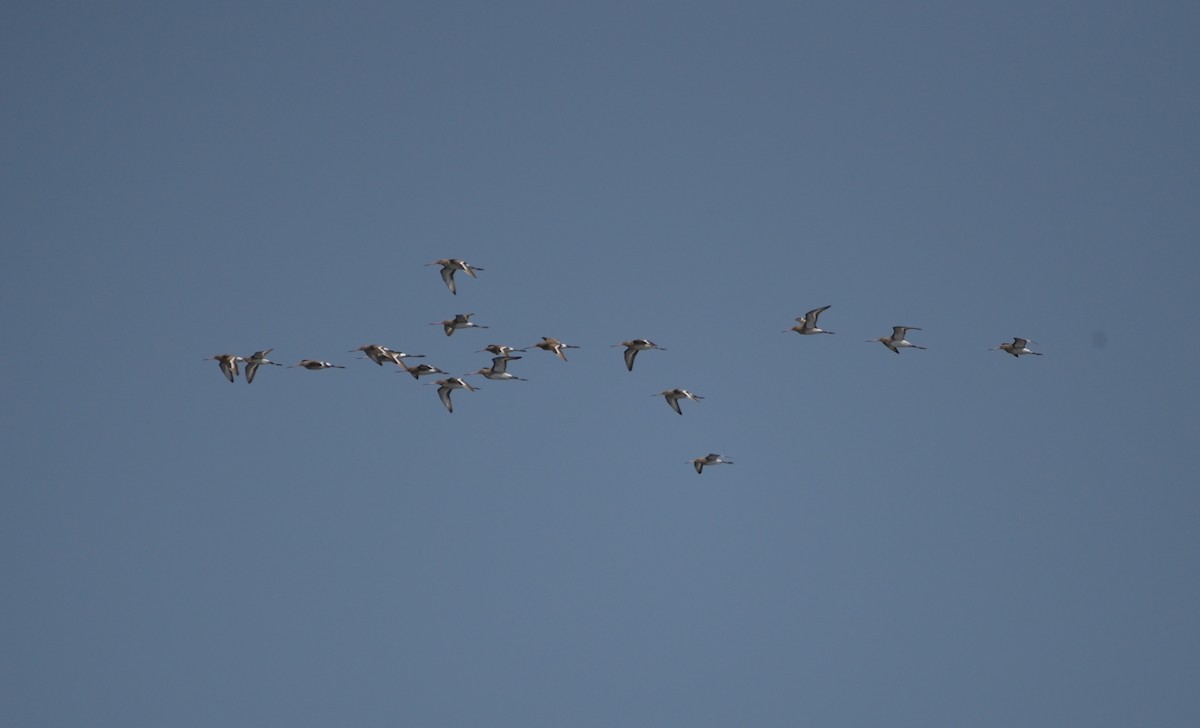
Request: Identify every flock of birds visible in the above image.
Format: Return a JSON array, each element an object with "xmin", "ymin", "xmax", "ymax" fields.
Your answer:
[{"xmin": 207, "ymin": 258, "xmax": 1043, "ymax": 474}]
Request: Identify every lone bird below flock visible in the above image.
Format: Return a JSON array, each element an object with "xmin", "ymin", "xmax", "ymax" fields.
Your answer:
[
  {"xmin": 784, "ymin": 305, "xmax": 835, "ymax": 335},
  {"xmin": 613, "ymin": 339, "xmax": 666, "ymax": 371},
  {"xmin": 529, "ymin": 337, "xmax": 579, "ymax": 361},
  {"xmin": 871, "ymin": 326, "xmax": 926, "ymax": 354},
  {"xmin": 427, "ymin": 259, "xmax": 483, "ymax": 295},
  {"xmin": 691, "ymin": 453, "xmax": 734, "ymax": 474},
  {"xmin": 992, "ymin": 337, "xmax": 1042, "ymax": 357},
  {"xmin": 657, "ymin": 388, "xmax": 703, "ymax": 415}
]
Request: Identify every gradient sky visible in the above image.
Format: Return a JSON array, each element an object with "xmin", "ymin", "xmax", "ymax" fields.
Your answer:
[{"xmin": 4, "ymin": 2, "xmax": 1200, "ymax": 726}]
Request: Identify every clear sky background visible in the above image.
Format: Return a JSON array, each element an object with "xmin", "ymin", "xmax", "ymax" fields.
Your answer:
[{"xmin": 4, "ymin": 2, "xmax": 1199, "ymax": 726}]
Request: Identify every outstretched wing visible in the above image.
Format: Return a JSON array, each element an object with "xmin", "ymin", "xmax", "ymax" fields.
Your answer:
[
  {"xmin": 806, "ymin": 305, "xmax": 831, "ymax": 323},
  {"xmin": 440, "ymin": 267, "xmax": 457, "ymax": 294}
]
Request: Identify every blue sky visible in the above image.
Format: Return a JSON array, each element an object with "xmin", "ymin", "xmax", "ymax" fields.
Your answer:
[{"xmin": 3, "ymin": 2, "xmax": 1199, "ymax": 726}]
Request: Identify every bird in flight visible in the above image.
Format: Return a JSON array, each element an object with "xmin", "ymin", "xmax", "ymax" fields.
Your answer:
[
  {"xmin": 656, "ymin": 388, "xmax": 703, "ymax": 415},
  {"xmin": 433, "ymin": 377, "xmax": 477, "ymax": 413},
  {"xmin": 291, "ymin": 359, "xmax": 345, "ymax": 370},
  {"xmin": 870, "ymin": 326, "xmax": 926, "ymax": 354},
  {"xmin": 242, "ymin": 349, "xmax": 282, "ymax": 383},
  {"xmin": 430, "ymin": 312, "xmax": 488, "ymax": 337},
  {"xmin": 991, "ymin": 337, "xmax": 1042, "ymax": 357},
  {"xmin": 784, "ymin": 305, "xmax": 835, "ymax": 335},
  {"xmin": 207, "ymin": 353, "xmax": 244, "ymax": 383},
  {"xmin": 427, "ymin": 259, "xmax": 483, "ymax": 295},
  {"xmin": 613, "ymin": 339, "xmax": 666, "ymax": 371},
  {"xmin": 469, "ymin": 355, "xmax": 527, "ymax": 381},
  {"xmin": 691, "ymin": 453, "xmax": 734, "ymax": 474},
  {"xmin": 529, "ymin": 337, "xmax": 580, "ymax": 361}
]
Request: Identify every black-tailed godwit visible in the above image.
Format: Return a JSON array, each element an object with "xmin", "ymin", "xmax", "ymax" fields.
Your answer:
[
  {"xmin": 427, "ymin": 259, "xmax": 483, "ymax": 295},
  {"xmin": 784, "ymin": 305, "xmax": 835, "ymax": 335},
  {"xmin": 691, "ymin": 453, "xmax": 733, "ymax": 474},
  {"xmin": 870, "ymin": 326, "xmax": 925, "ymax": 354},
  {"xmin": 656, "ymin": 388, "xmax": 703, "ymax": 415},
  {"xmin": 291, "ymin": 360, "xmax": 345, "ymax": 370},
  {"xmin": 529, "ymin": 337, "xmax": 579, "ymax": 361},
  {"xmin": 613, "ymin": 339, "xmax": 666, "ymax": 371},
  {"xmin": 243, "ymin": 349, "xmax": 282, "ymax": 383},
  {"xmin": 431, "ymin": 313, "xmax": 488, "ymax": 337},
  {"xmin": 433, "ymin": 377, "xmax": 477, "ymax": 413},
  {"xmin": 992, "ymin": 337, "xmax": 1042, "ymax": 357},
  {"xmin": 208, "ymin": 354, "xmax": 244, "ymax": 383}
]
